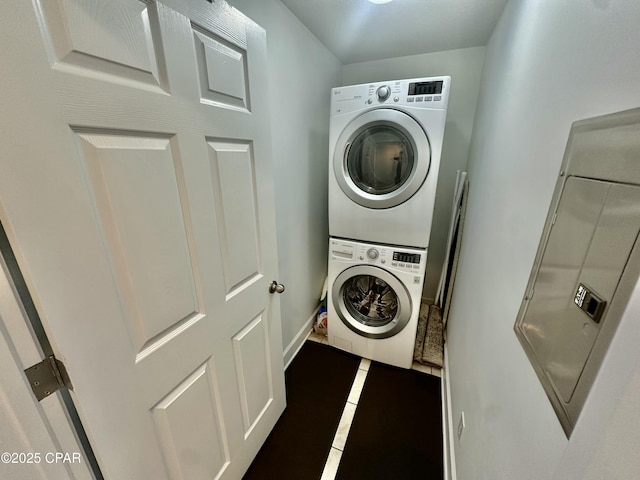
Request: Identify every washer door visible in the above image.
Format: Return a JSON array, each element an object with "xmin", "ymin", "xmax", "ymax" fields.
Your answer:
[
  {"xmin": 332, "ymin": 265, "xmax": 412, "ymax": 339},
  {"xmin": 334, "ymin": 109, "xmax": 431, "ymax": 209}
]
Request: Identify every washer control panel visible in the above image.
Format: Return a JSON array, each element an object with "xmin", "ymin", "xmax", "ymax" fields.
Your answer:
[
  {"xmin": 393, "ymin": 251, "xmax": 421, "ymax": 264},
  {"xmin": 356, "ymin": 244, "xmax": 425, "ymax": 274},
  {"xmin": 330, "ymin": 239, "xmax": 426, "ymax": 274},
  {"xmin": 376, "ymin": 85, "xmax": 391, "ymax": 101},
  {"xmin": 389, "ymin": 249, "xmax": 423, "ymax": 273},
  {"xmin": 330, "ymin": 240, "xmax": 355, "ymax": 260}
]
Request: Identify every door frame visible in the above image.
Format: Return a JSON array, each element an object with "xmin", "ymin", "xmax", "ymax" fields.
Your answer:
[{"xmin": 0, "ymin": 221, "xmax": 101, "ymax": 479}]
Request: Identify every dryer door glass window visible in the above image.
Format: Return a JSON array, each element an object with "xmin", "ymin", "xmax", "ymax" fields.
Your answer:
[
  {"xmin": 347, "ymin": 126, "xmax": 415, "ymax": 195},
  {"xmin": 343, "ymin": 274, "xmax": 398, "ymax": 327}
]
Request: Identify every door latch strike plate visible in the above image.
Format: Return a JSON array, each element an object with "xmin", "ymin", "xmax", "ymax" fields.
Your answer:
[{"xmin": 24, "ymin": 355, "xmax": 73, "ymax": 401}]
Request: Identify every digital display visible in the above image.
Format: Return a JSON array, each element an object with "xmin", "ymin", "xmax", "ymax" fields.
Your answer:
[
  {"xmin": 408, "ymin": 81, "xmax": 443, "ymax": 96},
  {"xmin": 393, "ymin": 252, "xmax": 421, "ymax": 264}
]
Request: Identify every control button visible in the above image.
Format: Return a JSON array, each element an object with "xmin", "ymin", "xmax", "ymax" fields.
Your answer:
[
  {"xmin": 415, "ymin": 96, "xmax": 424, "ymax": 102},
  {"xmin": 393, "ymin": 96, "xmax": 399, "ymax": 102},
  {"xmin": 399, "ymin": 263, "xmax": 406, "ymax": 267},
  {"xmin": 381, "ymin": 259, "xmax": 386, "ymax": 264},
  {"xmin": 434, "ymin": 95, "xmax": 442, "ymax": 101},
  {"xmin": 425, "ymin": 96, "xmax": 433, "ymax": 102},
  {"xmin": 367, "ymin": 248, "xmax": 379, "ymax": 260},
  {"xmin": 376, "ymin": 85, "xmax": 391, "ymax": 101},
  {"xmin": 407, "ymin": 97, "xmax": 415, "ymax": 102},
  {"xmin": 392, "ymin": 262, "xmax": 398, "ymax": 267},
  {"xmin": 413, "ymin": 265, "xmax": 419, "ymax": 269},
  {"xmin": 367, "ymin": 98, "xmax": 373, "ymax": 104},
  {"xmin": 359, "ymin": 256, "xmax": 364, "ymax": 260}
]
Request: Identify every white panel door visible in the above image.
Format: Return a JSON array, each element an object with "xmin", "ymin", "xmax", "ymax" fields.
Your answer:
[{"xmin": 0, "ymin": 1, "xmax": 284, "ymax": 479}]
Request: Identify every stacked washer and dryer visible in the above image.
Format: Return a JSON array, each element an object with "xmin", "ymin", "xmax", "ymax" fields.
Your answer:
[{"xmin": 327, "ymin": 77, "xmax": 450, "ymax": 369}]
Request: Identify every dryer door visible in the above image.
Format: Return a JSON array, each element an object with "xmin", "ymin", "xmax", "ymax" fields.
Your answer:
[
  {"xmin": 334, "ymin": 109, "xmax": 431, "ymax": 209},
  {"xmin": 332, "ymin": 265, "xmax": 412, "ymax": 339}
]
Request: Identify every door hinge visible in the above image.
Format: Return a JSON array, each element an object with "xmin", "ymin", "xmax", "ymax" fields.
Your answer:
[{"xmin": 24, "ymin": 355, "xmax": 73, "ymax": 401}]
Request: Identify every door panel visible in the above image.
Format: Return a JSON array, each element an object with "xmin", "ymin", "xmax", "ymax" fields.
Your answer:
[
  {"xmin": 0, "ymin": 1, "xmax": 284, "ymax": 478},
  {"xmin": 152, "ymin": 361, "xmax": 228, "ymax": 480},
  {"xmin": 516, "ymin": 169, "xmax": 640, "ymax": 433},
  {"xmin": 40, "ymin": 0, "xmax": 168, "ymax": 89},
  {"xmin": 544, "ymin": 181, "xmax": 640, "ymax": 401},
  {"xmin": 232, "ymin": 314, "xmax": 273, "ymax": 436},
  {"xmin": 521, "ymin": 178, "xmax": 610, "ymax": 363},
  {"xmin": 193, "ymin": 26, "xmax": 249, "ymax": 110},
  {"xmin": 207, "ymin": 140, "xmax": 262, "ymax": 297},
  {"xmin": 76, "ymin": 131, "xmax": 200, "ymax": 349}
]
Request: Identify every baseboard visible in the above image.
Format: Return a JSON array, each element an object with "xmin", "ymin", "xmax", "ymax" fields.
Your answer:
[
  {"xmin": 442, "ymin": 343, "xmax": 457, "ymax": 480},
  {"xmin": 283, "ymin": 306, "xmax": 318, "ymax": 370},
  {"xmin": 422, "ymin": 296, "xmax": 435, "ymax": 305}
]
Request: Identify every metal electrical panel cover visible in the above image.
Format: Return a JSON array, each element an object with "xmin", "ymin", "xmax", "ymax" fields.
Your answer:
[{"xmin": 515, "ymin": 108, "xmax": 640, "ymax": 436}]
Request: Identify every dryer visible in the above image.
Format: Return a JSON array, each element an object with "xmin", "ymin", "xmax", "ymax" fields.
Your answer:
[
  {"xmin": 327, "ymin": 237, "xmax": 426, "ymax": 369},
  {"xmin": 329, "ymin": 76, "xmax": 450, "ymax": 248}
]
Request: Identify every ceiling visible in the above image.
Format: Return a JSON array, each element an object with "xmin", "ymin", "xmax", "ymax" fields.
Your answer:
[{"xmin": 280, "ymin": 0, "xmax": 508, "ymax": 65}]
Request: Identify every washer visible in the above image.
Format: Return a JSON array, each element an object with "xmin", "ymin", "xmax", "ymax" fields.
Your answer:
[
  {"xmin": 327, "ymin": 237, "xmax": 426, "ymax": 369},
  {"xmin": 329, "ymin": 76, "xmax": 450, "ymax": 248}
]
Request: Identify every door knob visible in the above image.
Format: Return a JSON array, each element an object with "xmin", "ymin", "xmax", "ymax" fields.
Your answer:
[{"xmin": 269, "ymin": 281, "xmax": 285, "ymax": 294}]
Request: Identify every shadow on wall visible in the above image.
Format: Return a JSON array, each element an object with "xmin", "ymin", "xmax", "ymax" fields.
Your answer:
[
  {"xmin": 272, "ymin": 125, "xmax": 331, "ymax": 352},
  {"xmin": 307, "ymin": 126, "xmax": 330, "ymax": 293},
  {"xmin": 424, "ymin": 119, "xmax": 469, "ymax": 301},
  {"xmin": 308, "ymin": 127, "xmax": 330, "ymax": 225}
]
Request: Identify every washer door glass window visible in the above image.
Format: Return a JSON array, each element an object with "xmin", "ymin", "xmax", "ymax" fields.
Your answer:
[
  {"xmin": 343, "ymin": 274, "xmax": 398, "ymax": 327},
  {"xmin": 332, "ymin": 264, "xmax": 412, "ymax": 339},
  {"xmin": 347, "ymin": 126, "xmax": 414, "ymax": 195}
]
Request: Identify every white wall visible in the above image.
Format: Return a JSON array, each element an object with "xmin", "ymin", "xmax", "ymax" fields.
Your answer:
[
  {"xmin": 447, "ymin": 1, "xmax": 640, "ymax": 479},
  {"xmin": 342, "ymin": 47, "xmax": 485, "ymax": 301},
  {"xmin": 226, "ymin": 0, "xmax": 342, "ymax": 362}
]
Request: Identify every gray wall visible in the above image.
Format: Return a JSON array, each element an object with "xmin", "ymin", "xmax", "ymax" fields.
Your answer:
[
  {"xmin": 342, "ymin": 47, "xmax": 485, "ymax": 301},
  {"xmin": 447, "ymin": 1, "xmax": 640, "ymax": 478},
  {"xmin": 226, "ymin": 0, "xmax": 342, "ymax": 363}
]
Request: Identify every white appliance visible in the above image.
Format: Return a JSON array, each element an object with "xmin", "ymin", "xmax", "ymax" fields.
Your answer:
[
  {"xmin": 327, "ymin": 238, "xmax": 426, "ymax": 369},
  {"xmin": 329, "ymin": 76, "xmax": 450, "ymax": 248}
]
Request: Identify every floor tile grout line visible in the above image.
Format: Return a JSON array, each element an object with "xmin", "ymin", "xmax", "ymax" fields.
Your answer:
[
  {"xmin": 303, "ymin": 339, "xmax": 443, "ymax": 479},
  {"xmin": 320, "ymin": 357, "xmax": 370, "ymax": 480}
]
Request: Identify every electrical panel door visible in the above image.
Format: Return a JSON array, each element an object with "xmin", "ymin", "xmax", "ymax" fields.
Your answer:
[
  {"xmin": 521, "ymin": 178, "xmax": 640, "ymax": 400},
  {"xmin": 515, "ymin": 108, "xmax": 640, "ymax": 436}
]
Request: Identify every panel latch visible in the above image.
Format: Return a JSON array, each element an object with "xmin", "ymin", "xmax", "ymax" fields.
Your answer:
[
  {"xmin": 574, "ymin": 283, "xmax": 607, "ymax": 323},
  {"xmin": 24, "ymin": 355, "xmax": 73, "ymax": 401}
]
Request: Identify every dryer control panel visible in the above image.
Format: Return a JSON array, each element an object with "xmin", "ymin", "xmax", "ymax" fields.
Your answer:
[
  {"xmin": 331, "ymin": 76, "xmax": 450, "ymax": 115},
  {"xmin": 408, "ymin": 80, "xmax": 443, "ymax": 96}
]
